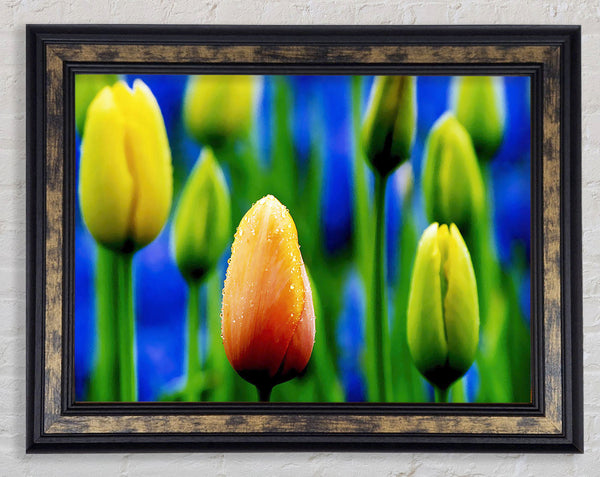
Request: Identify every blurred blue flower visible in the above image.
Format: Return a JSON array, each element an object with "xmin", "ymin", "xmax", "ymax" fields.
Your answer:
[
  {"xmin": 336, "ymin": 270, "xmax": 367, "ymax": 402},
  {"xmin": 290, "ymin": 76, "xmax": 318, "ymax": 168},
  {"xmin": 74, "ymin": 132, "xmax": 96, "ymax": 400},
  {"xmin": 256, "ymin": 76, "xmax": 274, "ymax": 168},
  {"xmin": 319, "ymin": 76, "xmax": 354, "ymax": 255},
  {"xmin": 412, "ymin": 76, "xmax": 451, "ymax": 177},
  {"xmin": 464, "ymin": 363, "xmax": 480, "ymax": 403},
  {"xmin": 492, "ymin": 157, "xmax": 531, "ymax": 266},
  {"xmin": 75, "ymin": 132, "xmax": 84, "ymax": 227},
  {"xmin": 420, "ymin": 77, "xmax": 451, "ymax": 135},
  {"xmin": 134, "ymin": 228, "xmax": 187, "ymax": 400},
  {"xmin": 360, "ymin": 76, "xmax": 375, "ymax": 114},
  {"xmin": 74, "ymin": 225, "xmax": 96, "ymax": 400}
]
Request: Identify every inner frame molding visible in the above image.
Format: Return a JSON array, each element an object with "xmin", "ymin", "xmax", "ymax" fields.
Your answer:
[{"xmin": 26, "ymin": 25, "xmax": 582, "ymax": 452}]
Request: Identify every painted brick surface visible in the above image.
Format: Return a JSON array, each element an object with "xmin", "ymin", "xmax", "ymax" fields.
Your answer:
[{"xmin": 0, "ymin": 1, "xmax": 597, "ymax": 474}]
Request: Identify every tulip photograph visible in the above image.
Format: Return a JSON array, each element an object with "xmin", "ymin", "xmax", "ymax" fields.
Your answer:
[{"xmin": 74, "ymin": 73, "xmax": 531, "ymax": 404}]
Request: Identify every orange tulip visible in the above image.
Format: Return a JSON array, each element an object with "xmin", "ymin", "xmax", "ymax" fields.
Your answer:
[{"xmin": 221, "ymin": 195, "xmax": 315, "ymax": 400}]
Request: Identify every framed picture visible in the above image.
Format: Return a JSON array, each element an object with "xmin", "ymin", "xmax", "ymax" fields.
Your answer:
[{"xmin": 26, "ymin": 25, "xmax": 582, "ymax": 452}]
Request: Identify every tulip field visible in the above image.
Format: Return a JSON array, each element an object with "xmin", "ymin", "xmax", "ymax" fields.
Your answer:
[{"xmin": 74, "ymin": 74, "xmax": 531, "ymax": 403}]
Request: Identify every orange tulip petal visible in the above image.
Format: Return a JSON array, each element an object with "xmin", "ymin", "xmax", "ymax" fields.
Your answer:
[
  {"xmin": 279, "ymin": 264, "xmax": 316, "ymax": 380},
  {"xmin": 222, "ymin": 195, "xmax": 307, "ymax": 380}
]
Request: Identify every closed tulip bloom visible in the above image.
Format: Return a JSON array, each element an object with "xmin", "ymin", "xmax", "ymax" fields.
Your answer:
[
  {"xmin": 407, "ymin": 223, "xmax": 479, "ymax": 392},
  {"xmin": 221, "ymin": 195, "xmax": 315, "ymax": 397},
  {"xmin": 452, "ymin": 76, "xmax": 505, "ymax": 161},
  {"xmin": 173, "ymin": 148, "xmax": 231, "ymax": 282},
  {"xmin": 183, "ymin": 75, "xmax": 258, "ymax": 147},
  {"xmin": 361, "ymin": 76, "xmax": 416, "ymax": 176},
  {"xmin": 422, "ymin": 113, "xmax": 485, "ymax": 234},
  {"xmin": 75, "ymin": 74, "xmax": 118, "ymax": 134},
  {"xmin": 79, "ymin": 80, "xmax": 173, "ymax": 252}
]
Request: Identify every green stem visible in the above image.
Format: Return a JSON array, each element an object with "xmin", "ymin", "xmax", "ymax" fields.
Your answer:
[
  {"xmin": 185, "ymin": 281, "xmax": 201, "ymax": 401},
  {"xmin": 471, "ymin": 164, "xmax": 513, "ymax": 403},
  {"xmin": 434, "ymin": 386, "xmax": 449, "ymax": 403},
  {"xmin": 310, "ymin": 271, "xmax": 345, "ymax": 402},
  {"xmin": 89, "ymin": 245, "xmax": 119, "ymax": 401},
  {"xmin": 115, "ymin": 252, "xmax": 136, "ymax": 402},
  {"xmin": 257, "ymin": 385, "xmax": 272, "ymax": 403},
  {"xmin": 390, "ymin": 199, "xmax": 426, "ymax": 402},
  {"xmin": 89, "ymin": 246, "xmax": 136, "ymax": 401},
  {"xmin": 205, "ymin": 267, "xmax": 229, "ymax": 401},
  {"xmin": 351, "ymin": 76, "xmax": 374, "ymax": 285},
  {"xmin": 369, "ymin": 173, "xmax": 393, "ymax": 402}
]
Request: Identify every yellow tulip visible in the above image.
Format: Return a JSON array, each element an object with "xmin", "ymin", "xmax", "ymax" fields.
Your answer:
[
  {"xmin": 407, "ymin": 223, "xmax": 479, "ymax": 392},
  {"xmin": 183, "ymin": 75, "xmax": 258, "ymax": 147},
  {"xmin": 79, "ymin": 80, "xmax": 173, "ymax": 252},
  {"xmin": 75, "ymin": 74, "xmax": 118, "ymax": 134}
]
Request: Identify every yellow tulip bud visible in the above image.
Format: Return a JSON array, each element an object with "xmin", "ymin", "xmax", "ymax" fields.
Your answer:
[
  {"xmin": 452, "ymin": 76, "xmax": 505, "ymax": 161},
  {"xmin": 361, "ymin": 76, "xmax": 416, "ymax": 176},
  {"xmin": 407, "ymin": 223, "xmax": 480, "ymax": 391},
  {"xmin": 422, "ymin": 113, "xmax": 485, "ymax": 235},
  {"xmin": 75, "ymin": 74, "xmax": 118, "ymax": 134},
  {"xmin": 183, "ymin": 75, "xmax": 258, "ymax": 147},
  {"xmin": 79, "ymin": 80, "xmax": 173, "ymax": 252},
  {"xmin": 172, "ymin": 148, "xmax": 231, "ymax": 282}
]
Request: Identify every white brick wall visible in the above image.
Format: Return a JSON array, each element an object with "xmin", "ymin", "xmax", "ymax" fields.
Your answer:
[{"xmin": 1, "ymin": 1, "xmax": 597, "ymax": 475}]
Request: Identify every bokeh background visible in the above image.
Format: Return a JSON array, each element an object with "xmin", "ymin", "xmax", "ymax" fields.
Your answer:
[{"xmin": 74, "ymin": 74, "xmax": 531, "ymax": 403}]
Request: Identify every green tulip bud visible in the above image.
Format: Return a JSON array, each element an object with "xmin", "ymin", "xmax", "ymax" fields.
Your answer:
[
  {"xmin": 451, "ymin": 76, "xmax": 505, "ymax": 161},
  {"xmin": 75, "ymin": 74, "xmax": 118, "ymax": 134},
  {"xmin": 173, "ymin": 148, "xmax": 231, "ymax": 282},
  {"xmin": 361, "ymin": 76, "xmax": 417, "ymax": 177},
  {"xmin": 422, "ymin": 113, "xmax": 485, "ymax": 235},
  {"xmin": 407, "ymin": 223, "xmax": 479, "ymax": 391}
]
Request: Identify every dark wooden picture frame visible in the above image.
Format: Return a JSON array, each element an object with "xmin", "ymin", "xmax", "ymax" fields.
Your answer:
[{"xmin": 26, "ymin": 25, "xmax": 582, "ymax": 453}]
